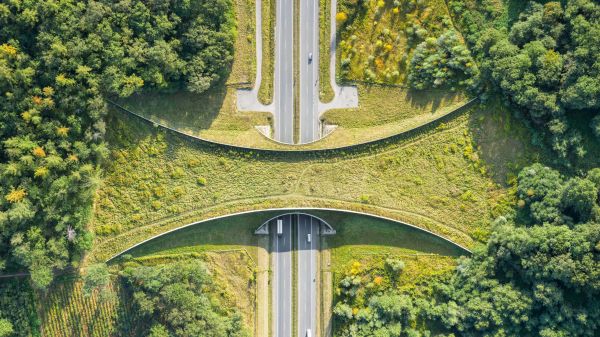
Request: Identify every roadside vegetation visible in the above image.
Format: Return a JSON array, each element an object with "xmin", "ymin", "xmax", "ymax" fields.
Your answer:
[
  {"xmin": 336, "ymin": 0, "xmax": 475, "ymax": 87},
  {"xmin": 259, "ymin": 0, "xmax": 276, "ymax": 104},
  {"xmin": 320, "ymin": 86, "xmax": 467, "ymax": 144},
  {"xmin": 319, "ymin": 0, "xmax": 335, "ymax": 102},
  {"xmin": 333, "ymin": 255, "xmax": 455, "ymax": 336},
  {"xmin": 314, "ymin": 211, "xmax": 467, "ymax": 270}
]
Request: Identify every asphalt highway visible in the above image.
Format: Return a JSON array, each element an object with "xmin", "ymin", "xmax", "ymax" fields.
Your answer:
[
  {"xmin": 273, "ymin": 0, "xmax": 295, "ymax": 144},
  {"xmin": 271, "ymin": 215, "xmax": 293, "ymax": 337},
  {"xmin": 297, "ymin": 215, "xmax": 319, "ymax": 337},
  {"xmin": 299, "ymin": 0, "xmax": 320, "ymax": 144}
]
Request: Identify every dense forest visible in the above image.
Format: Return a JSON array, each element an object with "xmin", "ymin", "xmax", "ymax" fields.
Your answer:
[
  {"xmin": 448, "ymin": 0, "xmax": 600, "ymax": 160},
  {"xmin": 0, "ymin": 0, "xmax": 234, "ymax": 288},
  {"xmin": 334, "ymin": 164, "xmax": 600, "ymax": 336},
  {"xmin": 121, "ymin": 261, "xmax": 249, "ymax": 337}
]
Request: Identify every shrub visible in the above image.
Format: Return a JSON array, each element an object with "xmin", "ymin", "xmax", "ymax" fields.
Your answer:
[
  {"xmin": 0, "ymin": 319, "xmax": 13, "ymax": 337},
  {"xmin": 385, "ymin": 258, "xmax": 405, "ymax": 274},
  {"xmin": 336, "ymin": 12, "xmax": 348, "ymax": 23},
  {"xmin": 408, "ymin": 30, "xmax": 479, "ymax": 90}
]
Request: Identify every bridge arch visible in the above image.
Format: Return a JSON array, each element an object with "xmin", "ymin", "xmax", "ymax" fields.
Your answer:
[
  {"xmin": 105, "ymin": 207, "xmax": 471, "ymax": 262},
  {"xmin": 253, "ymin": 212, "xmax": 336, "ymax": 235}
]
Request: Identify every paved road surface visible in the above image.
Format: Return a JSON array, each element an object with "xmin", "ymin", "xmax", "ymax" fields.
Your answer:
[
  {"xmin": 297, "ymin": 215, "xmax": 319, "ymax": 337},
  {"xmin": 299, "ymin": 0, "xmax": 320, "ymax": 144},
  {"xmin": 238, "ymin": 0, "xmax": 357, "ymax": 143},
  {"xmin": 273, "ymin": 0, "xmax": 295, "ymax": 144},
  {"xmin": 271, "ymin": 215, "xmax": 293, "ymax": 337}
]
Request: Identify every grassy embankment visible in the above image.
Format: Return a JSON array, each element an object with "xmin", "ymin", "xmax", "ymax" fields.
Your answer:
[{"xmin": 90, "ymin": 96, "xmax": 545, "ymax": 263}]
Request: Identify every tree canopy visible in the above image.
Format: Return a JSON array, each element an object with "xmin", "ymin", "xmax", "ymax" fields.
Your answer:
[
  {"xmin": 121, "ymin": 261, "xmax": 249, "ymax": 337},
  {"xmin": 435, "ymin": 164, "xmax": 600, "ymax": 336},
  {"xmin": 449, "ymin": 0, "xmax": 600, "ymax": 159},
  {"xmin": 408, "ymin": 29, "xmax": 479, "ymax": 90},
  {"xmin": 0, "ymin": 0, "xmax": 234, "ymax": 288}
]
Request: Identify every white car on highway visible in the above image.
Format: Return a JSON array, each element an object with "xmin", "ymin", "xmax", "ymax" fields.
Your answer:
[{"xmin": 308, "ymin": 52, "xmax": 313, "ymax": 63}]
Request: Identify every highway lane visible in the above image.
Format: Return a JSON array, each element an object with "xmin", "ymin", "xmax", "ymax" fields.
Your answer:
[
  {"xmin": 297, "ymin": 215, "xmax": 319, "ymax": 337},
  {"xmin": 271, "ymin": 215, "xmax": 293, "ymax": 337},
  {"xmin": 299, "ymin": 0, "xmax": 320, "ymax": 144},
  {"xmin": 273, "ymin": 0, "xmax": 295, "ymax": 144}
]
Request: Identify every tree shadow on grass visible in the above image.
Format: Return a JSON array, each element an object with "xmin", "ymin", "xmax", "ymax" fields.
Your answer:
[
  {"xmin": 468, "ymin": 97, "xmax": 600, "ymax": 187},
  {"xmin": 405, "ymin": 88, "xmax": 465, "ymax": 114},
  {"xmin": 466, "ymin": 98, "xmax": 553, "ymax": 186},
  {"xmin": 117, "ymin": 84, "xmax": 229, "ymax": 135}
]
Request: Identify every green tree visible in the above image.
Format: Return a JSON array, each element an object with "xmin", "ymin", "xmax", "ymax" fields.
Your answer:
[
  {"xmin": 82, "ymin": 263, "xmax": 113, "ymax": 301},
  {"xmin": 408, "ymin": 29, "xmax": 479, "ymax": 90},
  {"xmin": 148, "ymin": 324, "xmax": 170, "ymax": 337},
  {"xmin": 516, "ymin": 163, "xmax": 563, "ymax": 224},
  {"xmin": 122, "ymin": 261, "xmax": 249, "ymax": 337},
  {"xmin": 431, "ymin": 164, "xmax": 600, "ymax": 336},
  {"xmin": 451, "ymin": 0, "xmax": 600, "ymax": 159},
  {"xmin": 0, "ymin": 319, "xmax": 13, "ymax": 337},
  {"xmin": 561, "ymin": 177, "xmax": 598, "ymax": 222}
]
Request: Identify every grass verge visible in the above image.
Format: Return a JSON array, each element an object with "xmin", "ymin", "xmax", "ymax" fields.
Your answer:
[
  {"xmin": 258, "ymin": 0, "xmax": 275, "ymax": 104},
  {"xmin": 319, "ymin": 0, "xmax": 334, "ymax": 102},
  {"xmin": 228, "ymin": 0, "xmax": 257, "ymax": 85}
]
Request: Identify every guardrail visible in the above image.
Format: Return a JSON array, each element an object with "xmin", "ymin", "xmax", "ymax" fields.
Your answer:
[{"xmin": 107, "ymin": 96, "xmax": 479, "ymax": 155}]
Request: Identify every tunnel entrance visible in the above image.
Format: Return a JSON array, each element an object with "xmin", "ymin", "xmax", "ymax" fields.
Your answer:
[{"xmin": 254, "ymin": 212, "xmax": 336, "ymax": 235}]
